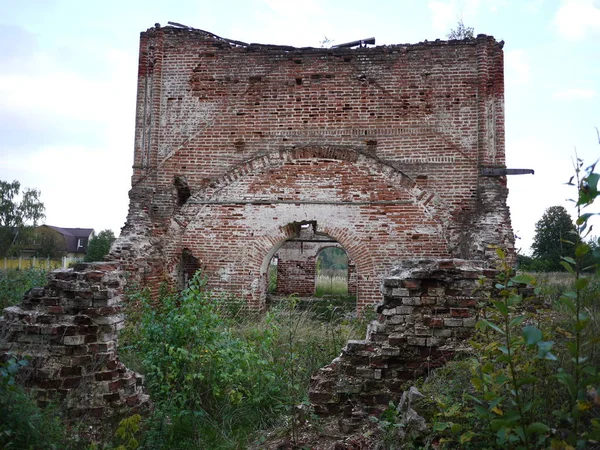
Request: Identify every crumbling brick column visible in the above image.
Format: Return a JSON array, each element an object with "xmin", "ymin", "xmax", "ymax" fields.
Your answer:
[
  {"xmin": 0, "ymin": 262, "xmax": 148, "ymax": 420},
  {"xmin": 309, "ymin": 259, "xmax": 494, "ymax": 424}
]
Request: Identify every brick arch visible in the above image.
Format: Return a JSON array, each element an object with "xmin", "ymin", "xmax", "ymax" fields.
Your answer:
[
  {"xmin": 182, "ymin": 145, "xmax": 449, "ymax": 226},
  {"xmin": 248, "ymin": 220, "xmax": 377, "ymax": 310},
  {"xmin": 166, "ymin": 144, "xmax": 452, "ymax": 311},
  {"xmin": 314, "ymin": 244, "xmax": 349, "ymax": 263}
]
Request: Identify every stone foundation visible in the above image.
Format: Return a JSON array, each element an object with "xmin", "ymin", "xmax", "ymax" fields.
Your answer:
[
  {"xmin": 309, "ymin": 259, "xmax": 494, "ymax": 421},
  {"xmin": 0, "ymin": 262, "xmax": 149, "ymax": 420}
]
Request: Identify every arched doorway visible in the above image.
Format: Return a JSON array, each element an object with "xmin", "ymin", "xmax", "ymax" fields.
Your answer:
[
  {"xmin": 314, "ymin": 246, "xmax": 356, "ymax": 298},
  {"xmin": 265, "ymin": 221, "xmax": 356, "ymax": 310}
]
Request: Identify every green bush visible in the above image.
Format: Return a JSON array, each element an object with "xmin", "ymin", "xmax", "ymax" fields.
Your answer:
[
  {"xmin": 0, "ymin": 355, "xmax": 68, "ymax": 449},
  {"xmin": 120, "ymin": 275, "xmax": 369, "ymax": 449},
  {"xmin": 0, "ymin": 267, "xmax": 47, "ymax": 310},
  {"xmin": 407, "ymin": 159, "xmax": 600, "ymax": 449},
  {"xmin": 134, "ymin": 275, "xmax": 289, "ymax": 448}
]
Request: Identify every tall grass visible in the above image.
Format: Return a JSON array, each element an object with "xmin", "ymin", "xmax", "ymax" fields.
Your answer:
[
  {"xmin": 118, "ymin": 276, "xmax": 370, "ymax": 449},
  {"xmin": 315, "ymin": 274, "xmax": 349, "ymax": 296}
]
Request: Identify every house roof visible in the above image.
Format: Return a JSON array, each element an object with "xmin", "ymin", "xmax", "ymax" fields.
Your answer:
[{"xmin": 44, "ymin": 225, "xmax": 94, "ymax": 253}]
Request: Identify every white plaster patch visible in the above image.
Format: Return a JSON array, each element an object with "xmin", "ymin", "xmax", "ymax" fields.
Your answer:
[
  {"xmin": 217, "ymin": 264, "xmax": 236, "ymax": 282},
  {"xmin": 158, "ymin": 98, "xmax": 220, "ymax": 158}
]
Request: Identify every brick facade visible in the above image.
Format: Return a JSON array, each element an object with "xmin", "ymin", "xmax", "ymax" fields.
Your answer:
[{"xmin": 112, "ymin": 25, "xmax": 513, "ymax": 310}]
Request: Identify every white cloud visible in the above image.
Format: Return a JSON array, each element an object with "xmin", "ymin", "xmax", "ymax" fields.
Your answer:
[
  {"xmin": 553, "ymin": 0, "xmax": 600, "ymax": 40},
  {"xmin": 0, "ymin": 144, "xmax": 131, "ymax": 235},
  {"xmin": 0, "ymin": 49, "xmax": 135, "ymax": 127},
  {"xmin": 0, "ymin": 43, "xmax": 136, "ymax": 235},
  {"xmin": 428, "ymin": 0, "xmax": 506, "ymax": 33},
  {"xmin": 244, "ymin": 0, "xmax": 333, "ymax": 47},
  {"xmin": 429, "ymin": 0, "xmax": 458, "ymax": 32},
  {"xmin": 523, "ymin": 0, "xmax": 547, "ymax": 12},
  {"xmin": 505, "ymin": 49, "xmax": 532, "ymax": 86},
  {"xmin": 263, "ymin": 0, "xmax": 322, "ymax": 17},
  {"xmin": 553, "ymin": 87, "xmax": 597, "ymax": 99}
]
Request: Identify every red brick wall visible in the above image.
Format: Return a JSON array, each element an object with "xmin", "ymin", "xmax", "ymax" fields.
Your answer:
[{"xmin": 114, "ymin": 26, "xmax": 513, "ymax": 310}]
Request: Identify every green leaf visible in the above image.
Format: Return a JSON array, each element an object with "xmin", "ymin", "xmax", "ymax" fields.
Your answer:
[
  {"xmin": 451, "ymin": 423, "xmax": 463, "ymax": 433},
  {"xmin": 575, "ymin": 243, "xmax": 591, "ymax": 257},
  {"xmin": 560, "ymin": 261, "xmax": 576, "ymax": 274},
  {"xmin": 475, "ymin": 405, "xmax": 490, "ymax": 417},
  {"xmin": 507, "ymin": 294, "xmax": 523, "ymax": 307},
  {"xmin": 566, "ymin": 341, "xmax": 578, "ymax": 355},
  {"xmin": 490, "ymin": 419, "xmax": 507, "ymax": 432},
  {"xmin": 526, "ymin": 422, "xmax": 550, "ymax": 435},
  {"xmin": 511, "ymin": 274, "xmax": 535, "ymax": 285},
  {"xmin": 556, "ymin": 371, "xmax": 576, "ymax": 396},
  {"xmin": 520, "ymin": 401, "xmax": 533, "ymax": 413},
  {"xmin": 460, "ymin": 431, "xmax": 476, "ymax": 443},
  {"xmin": 559, "ymin": 295, "xmax": 577, "ymax": 313},
  {"xmin": 516, "ymin": 375, "xmax": 538, "ymax": 387},
  {"xmin": 523, "ymin": 325, "xmax": 542, "ymax": 345},
  {"xmin": 509, "ymin": 315, "xmax": 526, "ymax": 327},
  {"xmin": 582, "ymin": 365, "xmax": 596, "ymax": 376},
  {"xmin": 480, "ymin": 319, "xmax": 505, "ymax": 335},
  {"xmin": 496, "ymin": 354, "xmax": 511, "ymax": 363},
  {"xmin": 503, "ymin": 410, "xmax": 521, "ymax": 421},
  {"xmin": 492, "ymin": 300, "xmax": 509, "ymax": 317},
  {"xmin": 536, "ymin": 340, "xmax": 554, "ymax": 356},
  {"xmin": 575, "ymin": 277, "xmax": 590, "ymax": 290}
]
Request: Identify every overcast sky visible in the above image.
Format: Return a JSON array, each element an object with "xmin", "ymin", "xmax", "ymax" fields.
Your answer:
[{"xmin": 1, "ymin": 0, "xmax": 599, "ymax": 254}]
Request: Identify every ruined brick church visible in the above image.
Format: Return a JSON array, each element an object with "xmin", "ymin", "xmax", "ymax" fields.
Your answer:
[
  {"xmin": 112, "ymin": 24, "xmax": 514, "ymax": 310},
  {"xmin": 0, "ymin": 24, "xmax": 516, "ymax": 421}
]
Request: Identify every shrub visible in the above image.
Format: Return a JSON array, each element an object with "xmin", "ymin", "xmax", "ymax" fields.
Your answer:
[
  {"xmin": 134, "ymin": 274, "xmax": 289, "ymax": 448},
  {"xmin": 0, "ymin": 267, "xmax": 47, "ymax": 310},
  {"xmin": 0, "ymin": 355, "xmax": 68, "ymax": 449}
]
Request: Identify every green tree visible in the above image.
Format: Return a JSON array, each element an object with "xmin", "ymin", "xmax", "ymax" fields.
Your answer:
[
  {"xmin": 0, "ymin": 180, "xmax": 45, "ymax": 257},
  {"xmin": 531, "ymin": 205, "xmax": 577, "ymax": 271},
  {"xmin": 85, "ymin": 229, "xmax": 116, "ymax": 262},
  {"xmin": 447, "ymin": 19, "xmax": 474, "ymax": 40},
  {"xmin": 34, "ymin": 227, "xmax": 65, "ymax": 258}
]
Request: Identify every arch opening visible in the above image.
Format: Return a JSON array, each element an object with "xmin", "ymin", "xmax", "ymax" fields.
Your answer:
[
  {"xmin": 176, "ymin": 248, "xmax": 200, "ymax": 290},
  {"xmin": 265, "ymin": 220, "xmax": 357, "ymax": 311},
  {"xmin": 315, "ymin": 246, "xmax": 355, "ymax": 299}
]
